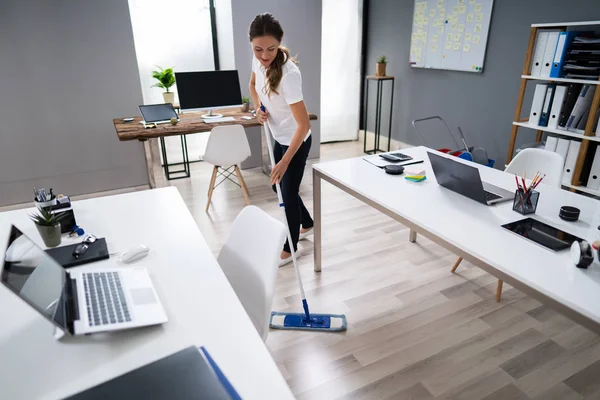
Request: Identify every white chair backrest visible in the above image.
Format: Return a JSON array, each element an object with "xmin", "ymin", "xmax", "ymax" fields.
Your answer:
[
  {"xmin": 203, "ymin": 125, "xmax": 251, "ymax": 166},
  {"xmin": 505, "ymin": 148, "xmax": 564, "ymax": 188},
  {"xmin": 217, "ymin": 206, "xmax": 286, "ymax": 341}
]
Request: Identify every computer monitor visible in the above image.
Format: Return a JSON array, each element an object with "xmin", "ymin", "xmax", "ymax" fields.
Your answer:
[{"xmin": 175, "ymin": 70, "xmax": 242, "ymax": 119}]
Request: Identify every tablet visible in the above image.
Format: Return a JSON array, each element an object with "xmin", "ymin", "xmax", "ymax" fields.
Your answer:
[{"xmin": 501, "ymin": 217, "xmax": 583, "ymax": 251}]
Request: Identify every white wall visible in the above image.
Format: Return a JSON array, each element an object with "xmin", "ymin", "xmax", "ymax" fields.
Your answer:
[{"xmin": 0, "ymin": 0, "xmax": 148, "ymax": 206}]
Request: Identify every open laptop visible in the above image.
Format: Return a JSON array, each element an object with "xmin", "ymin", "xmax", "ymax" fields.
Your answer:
[
  {"xmin": 139, "ymin": 103, "xmax": 179, "ymax": 125},
  {"xmin": 428, "ymin": 152, "xmax": 513, "ymax": 205},
  {"xmin": 1, "ymin": 225, "xmax": 168, "ymax": 336}
]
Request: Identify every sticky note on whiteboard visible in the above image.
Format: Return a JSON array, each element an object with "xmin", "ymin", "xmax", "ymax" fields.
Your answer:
[
  {"xmin": 453, "ymin": 43, "xmax": 460, "ymax": 51},
  {"xmin": 463, "ymin": 44, "xmax": 471, "ymax": 53},
  {"xmin": 454, "ymin": 33, "xmax": 461, "ymax": 41},
  {"xmin": 458, "ymin": 24, "xmax": 465, "ymax": 33},
  {"xmin": 476, "ymin": 13, "xmax": 484, "ymax": 21},
  {"xmin": 474, "ymin": 24, "xmax": 482, "ymax": 33},
  {"xmin": 473, "ymin": 35, "xmax": 481, "ymax": 44},
  {"xmin": 445, "ymin": 42, "xmax": 453, "ymax": 50},
  {"xmin": 447, "ymin": 33, "xmax": 453, "ymax": 41},
  {"xmin": 467, "ymin": 14, "xmax": 474, "ymax": 22},
  {"xmin": 465, "ymin": 33, "xmax": 472, "ymax": 41},
  {"xmin": 431, "ymin": 44, "xmax": 438, "ymax": 52},
  {"xmin": 475, "ymin": 4, "xmax": 483, "ymax": 12}
]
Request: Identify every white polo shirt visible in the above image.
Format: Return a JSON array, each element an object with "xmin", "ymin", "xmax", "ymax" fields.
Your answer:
[{"xmin": 252, "ymin": 55, "xmax": 311, "ymax": 146}]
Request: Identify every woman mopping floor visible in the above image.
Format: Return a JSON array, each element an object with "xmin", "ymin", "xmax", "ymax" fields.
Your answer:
[{"xmin": 248, "ymin": 13, "xmax": 346, "ymax": 332}]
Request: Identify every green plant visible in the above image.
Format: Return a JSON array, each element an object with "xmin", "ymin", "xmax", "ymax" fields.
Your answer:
[
  {"xmin": 151, "ymin": 66, "xmax": 176, "ymax": 92},
  {"xmin": 377, "ymin": 55, "xmax": 388, "ymax": 64},
  {"xmin": 242, "ymin": 96, "xmax": 250, "ymax": 104},
  {"xmin": 29, "ymin": 207, "xmax": 69, "ymax": 227}
]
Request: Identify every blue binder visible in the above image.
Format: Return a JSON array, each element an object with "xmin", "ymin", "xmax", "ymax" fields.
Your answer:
[{"xmin": 550, "ymin": 31, "xmax": 577, "ymax": 78}]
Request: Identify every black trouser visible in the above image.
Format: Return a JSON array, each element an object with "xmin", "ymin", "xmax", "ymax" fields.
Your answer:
[{"xmin": 272, "ymin": 135, "xmax": 313, "ymax": 253}]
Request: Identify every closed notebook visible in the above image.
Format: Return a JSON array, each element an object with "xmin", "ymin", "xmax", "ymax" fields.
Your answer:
[{"xmin": 66, "ymin": 346, "xmax": 239, "ymax": 400}]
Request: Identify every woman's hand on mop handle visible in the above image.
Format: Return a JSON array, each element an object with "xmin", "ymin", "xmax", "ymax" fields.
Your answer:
[{"xmin": 257, "ymin": 104, "xmax": 269, "ymax": 124}]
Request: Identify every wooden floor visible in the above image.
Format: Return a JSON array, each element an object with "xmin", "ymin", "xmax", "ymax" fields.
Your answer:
[{"xmin": 165, "ymin": 140, "xmax": 600, "ymax": 400}]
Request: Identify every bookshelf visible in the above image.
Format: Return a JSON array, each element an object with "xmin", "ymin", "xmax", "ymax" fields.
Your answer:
[{"xmin": 507, "ymin": 21, "xmax": 600, "ymax": 198}]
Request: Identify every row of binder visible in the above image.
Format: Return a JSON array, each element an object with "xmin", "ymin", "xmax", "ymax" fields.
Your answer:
[
  {"xmin": 529, "ymin": 82, "xmax": 599, "ymax": 133},
  {"xmin": 530, "ymin": 30, "xmax": 600, "ymax": 80},
  {"xmin": 545, "ymin": 138, "xmax": 600, "ymax": 189}
]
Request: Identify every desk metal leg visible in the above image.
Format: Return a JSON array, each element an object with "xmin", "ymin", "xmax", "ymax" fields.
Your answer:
[
  {"xmin": 159, "ymin": 135, "xmax": 191, "ymax": 180},
  {"xmin": 313, "ymin": 168, "xmax": 322, "ymax": 272},
  {"xmin": 363, "ymin": 79, "xmax": 370, "ymax": 154},
  {"xmin": 409, "ymin": 229, "xmax": 417, "ymax": 243},
  {"xmin": 374, "ymin": 80, "xmax": 382, "ymax": 153}
]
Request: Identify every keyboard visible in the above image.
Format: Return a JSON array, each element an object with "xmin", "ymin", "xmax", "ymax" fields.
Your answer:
[
  {"xmin": 202, "ymin": 116, "xmax": 235, "ymax": 123},
  {"xmin": 83, "ymin": 272, "xmax": 131, "ymax": 327},
  {"xmin": 484, "ymin": 191, "xmax": 502, "ymax": 202}
]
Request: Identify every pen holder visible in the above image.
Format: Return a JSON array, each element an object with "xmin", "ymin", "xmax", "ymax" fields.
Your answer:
[
  {"xmin": 512, "ymin": 189, "xmax": 539, "ymax": 215},
  {"xmin": 34, "ymin": 198, "xmax": 56, "ymax": 209}
]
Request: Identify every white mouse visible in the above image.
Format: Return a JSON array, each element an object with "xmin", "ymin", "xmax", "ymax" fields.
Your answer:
[{"xmin": 119, "ymin": 245, "xmax": 150, "ymax": 263}]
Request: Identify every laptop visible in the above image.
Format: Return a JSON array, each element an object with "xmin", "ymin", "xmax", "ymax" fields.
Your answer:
[
  {"xmin": 427, "ymin": 152, "xmax": 513, "ymax": 205},
  {"xmin": 1, "ymin": 225, "xmax": 168, "ymax": 336},
  {"xmin": 139, "ymin": 103, "xmax": 179, "ymax": 125}
]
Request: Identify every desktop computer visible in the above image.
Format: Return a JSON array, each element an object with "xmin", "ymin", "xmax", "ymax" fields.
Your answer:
[{"xmin": 175, "ymin": 70, "xmax": 242, "ymax": 119}]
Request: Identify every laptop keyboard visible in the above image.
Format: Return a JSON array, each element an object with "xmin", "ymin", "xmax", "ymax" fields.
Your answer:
[
  {"xmin": 83, "ymin": 272, "xmax": 131, "ymax": 327},
  {"xmin": 484, "ymin": 191, "xmax": 502, "ymax": 202}
]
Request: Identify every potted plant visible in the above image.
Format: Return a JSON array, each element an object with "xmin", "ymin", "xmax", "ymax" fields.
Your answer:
[
  {"xmin": 151, "ymin": 66, "xmax": 176, "ymax": 105},
  {"xmin": 29, "ymin": 207, "xmax": 68, "ymax": 248},
  {"xmin": 241, "ymin": 96, "xmax": 250, "ymax": 113},
  {"xmin": 376, "ymin": 55, "xmax": 388, "ymax": 77}
]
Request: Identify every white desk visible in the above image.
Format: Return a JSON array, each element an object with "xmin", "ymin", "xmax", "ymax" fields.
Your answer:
[
  {"xmin": 313, "ymin": 146, "xmax": 600, "ymax": 332},
  {"xmin": 0, "ymin": 187, "xmax": 293, "ymax": 400}
]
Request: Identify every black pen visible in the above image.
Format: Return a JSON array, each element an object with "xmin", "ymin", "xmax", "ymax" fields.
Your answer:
[{"xmin": 398, "ymin": 160, "xmax": 424, "ymax": 167}]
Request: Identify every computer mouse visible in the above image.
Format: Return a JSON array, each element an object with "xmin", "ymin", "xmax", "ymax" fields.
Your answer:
[{"xmin": 119, "ymin": 245, "xmax": 150, "ymax": 264}]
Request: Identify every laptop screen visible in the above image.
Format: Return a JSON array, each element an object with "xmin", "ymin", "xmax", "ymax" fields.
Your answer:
[
  {"xmin": 1, "ymin": 225, "xmax": 70, "ymax": 332},
  {"xmin": 139, "ymin": 103, "xmax": 178, "ymax": 123}
]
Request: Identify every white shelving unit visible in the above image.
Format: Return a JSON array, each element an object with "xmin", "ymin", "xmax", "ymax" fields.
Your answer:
[
  {"xmin": 521, "ymin": 75, "xmax": 600, "ymax": 85},
  {"xmin": 508, "ymin": 21, "xmax": 600, "ymax": 199},
  {"xmin": 512, "ymin": 122, "xmax": 600, "ymax": 143}
]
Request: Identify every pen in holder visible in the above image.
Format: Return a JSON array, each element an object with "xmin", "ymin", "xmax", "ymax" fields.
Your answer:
[{"xmin": 512, "ymin": 188, "xmax": 539, "ymax": 215}]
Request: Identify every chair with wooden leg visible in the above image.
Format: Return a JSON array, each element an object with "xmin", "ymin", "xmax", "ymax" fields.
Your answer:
[
  {"xmin": 203, "ymin": 125, "xmax": 251, "ymax": 212},
  {"xmin": 450, "ymin": 148, "xmax": 564, "ymax": 301}
]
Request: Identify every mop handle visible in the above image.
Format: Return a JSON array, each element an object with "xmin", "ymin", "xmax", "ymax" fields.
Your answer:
[{"xmin": 261, "ymin": 106, "xmax": 308, "ymax": 306}]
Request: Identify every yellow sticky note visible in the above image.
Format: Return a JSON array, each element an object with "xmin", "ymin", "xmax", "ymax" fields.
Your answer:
[
  {"xmin": 467, "ymin": 13, "xmax": 474, "ymax": 22},
  {"xmin": 438, "ymin": 0, "xmax": 444, "ymax": 6},
  {"xmin": 453, "ymin": 43, "xmax": 461, "ymax": 51},
  {"xmin": 459, "ymin": 5, "xmax": 466, "ymax": 13},
  {"xmin": 458, "ymin": 24, "xmax": 465, "ymax": 33},
  {"xmin": 454, "ymin": 33, "xmax": 461, "ymax": 42},
  {"xmin": 446, "ymin": 42, "xmax": 453, "ymax": 50},
  {"xmin": 476, "ymin": 13, "xmax": 484, "ymax": 21},
  {"xmin": 452, "ymin": 23, "xmax": 458, "ymax": 30},
  {"xmin": 475, "ymin": 4, "xmax": 483, "ymax": 12},
  {"xmin": 439, "ymin": 9, "xmax": 445, "ymax": 17},
  {"xmin": 470, "ymin": 0, "xmax": 476, "ymax": 3},
  {"xmin": 447, "ymin": 33, "xmax": 453, "ymax": 42},
  {"xmin": 431, "ymin": 44, "xmax": 438, "ymax": 52},
  {"xmin": 416, "ymin": 55, "xmax": 422, "ymax": 62},
  {"xmin": 459, "ymin": 0, "xmax": 465, "ymax": 4},
  {"xmin": 453, "ymin": 5, "xmax": 459, "ymax": 13},
  {"xmin": 438, "ymin": 27, "xmax": 444, "ymax": 34},
  {"xmin": 463, "ymin": 44, "xmax": 471, "ymax": 53},
  {"xmin": 473, "ymin": 35, "xmax": 480, "ymax": 44},
  {"xmin": 474, "ymin": 24, "xmax": 482, "ymax": 33},
  {"xmin": 465, "ymin": 33, "xmax": 472, "ymax": 41},
  {"xmin": 430, "ymin": 9, "xmax": 436, "ymax": 17}
]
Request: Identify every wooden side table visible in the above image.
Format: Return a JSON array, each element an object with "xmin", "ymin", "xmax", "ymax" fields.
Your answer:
[{"xmin": 363, "ymin": 75, "xmax": 395, "ymax": 154}]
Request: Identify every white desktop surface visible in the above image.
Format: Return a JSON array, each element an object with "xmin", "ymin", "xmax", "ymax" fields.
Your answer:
[
  {"xmin": 314, "ymin": 146, "xmax": 600, "ymax": 330},
  {"xmin": 0, "ymin": 187, "xmax": 293, "ymax": 400}
]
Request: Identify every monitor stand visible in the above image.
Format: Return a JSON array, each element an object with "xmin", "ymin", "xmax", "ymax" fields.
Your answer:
[{"xmin": 202, "ymin": 109, "xmax": 224, "ymax": 119}]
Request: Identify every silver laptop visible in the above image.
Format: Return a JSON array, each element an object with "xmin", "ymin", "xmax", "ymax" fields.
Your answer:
[
  {"xmin": 139, "ymin": 103, "xmax": 179, "ymax": 125},
  {"xmin": 428, "ymin": 152, "xmax": 513, "ymax": 205},
  {"xmin": 1, "ymin": 225, "xmax": 168, "ymax": 336}
]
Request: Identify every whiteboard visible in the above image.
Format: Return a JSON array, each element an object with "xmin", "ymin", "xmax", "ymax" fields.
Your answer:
[{"xmin": 409, "ymin": 0, "xmax": 494, "ymax": 73}]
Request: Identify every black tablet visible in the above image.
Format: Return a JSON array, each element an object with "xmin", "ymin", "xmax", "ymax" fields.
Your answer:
[{"xmin": 501, "ymin": 217, "xmax": 583, "ymax": 251}]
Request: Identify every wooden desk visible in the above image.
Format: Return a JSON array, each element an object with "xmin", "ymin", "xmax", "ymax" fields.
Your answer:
[{"xmin": 113, "ymin": 108, "xmax": 317, "ymax": 186}]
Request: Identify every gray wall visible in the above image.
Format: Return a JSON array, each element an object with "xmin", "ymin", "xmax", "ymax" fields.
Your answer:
[
  {"xmin": 366, "ymin": 0, "xmax": 600, "ymax": 165},
  {"xmin": 231, "ymin": 0, "xmax": 322, "ymax": 159},
  {"xmin": 0, "ymin": 0, "xmax": 148, "ymax": 206}
]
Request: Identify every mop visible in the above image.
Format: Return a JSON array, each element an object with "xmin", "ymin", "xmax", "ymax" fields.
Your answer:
[{"xmin": 261, "ymin": 105, "xmax": 347, "ymax": 332}]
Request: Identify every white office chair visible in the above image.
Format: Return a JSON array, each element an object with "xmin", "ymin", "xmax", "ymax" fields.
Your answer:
[
  {"xmin": 203, "ymin": 125, "xmax": 251, "ymax": 212},
  {"xmin": 451, "ymin": 148, "xmax": 564, "ymax": 302},
  {"xmin": 217, "ymin": 206, "xmax": 286, "ymax": 341}
]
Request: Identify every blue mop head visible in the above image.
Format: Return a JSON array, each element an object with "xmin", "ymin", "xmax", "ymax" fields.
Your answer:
[{"xmin": 269, "ymin": 311, "xmax": 347, "ymax": 332}]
